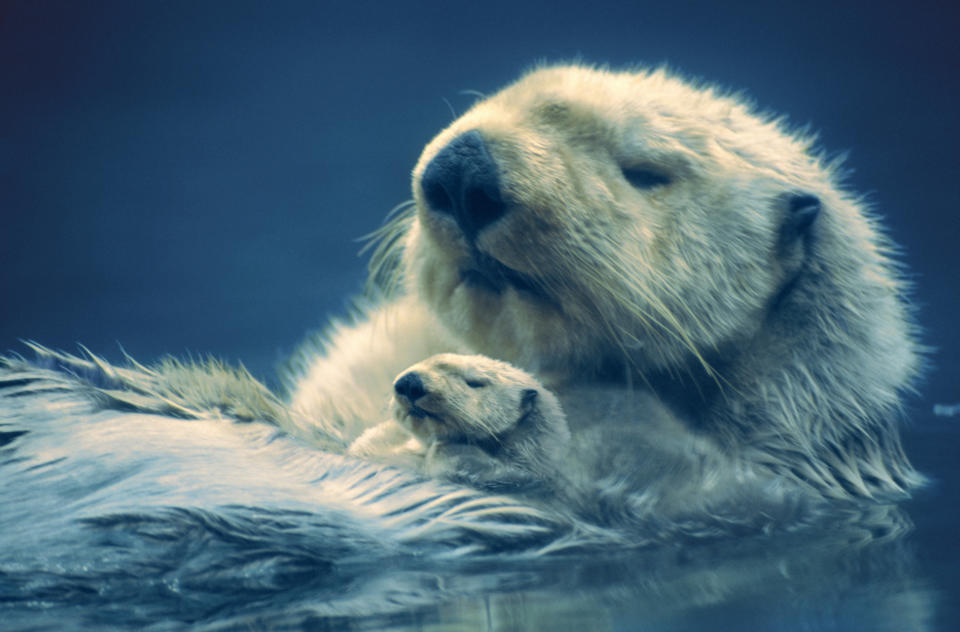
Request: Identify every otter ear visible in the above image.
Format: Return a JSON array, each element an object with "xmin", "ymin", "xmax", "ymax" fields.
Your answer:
[
  {"xmin": 780, "ymin": 193, "xmax": 821, "ymax": 247},
  {"xmin": 777, "ymin": 192, "xmax": 821, "ymax": 273}
]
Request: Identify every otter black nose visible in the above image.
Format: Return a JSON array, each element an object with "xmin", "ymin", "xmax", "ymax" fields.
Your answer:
[
  {"xmin": 420, "ymin": 130, "xmax": 507, "ymax": 241},
  {"xmin": 394, "ymin": 371, "xmax": 426, "ymax": 401}
]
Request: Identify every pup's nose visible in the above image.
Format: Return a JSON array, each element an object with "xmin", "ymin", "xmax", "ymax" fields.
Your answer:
[
  {"xmin": 394, "ymin": 371, "xmax": 426, "ymax": 401},
  {"xmin": 420, "ymin": 130, "xmax": 508, "ymax": 241}
]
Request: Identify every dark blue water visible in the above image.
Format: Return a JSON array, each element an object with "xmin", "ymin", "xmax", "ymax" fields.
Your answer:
[{"xmin": 1, "ymin": 1, "xmax": 957, "ymax": 629}]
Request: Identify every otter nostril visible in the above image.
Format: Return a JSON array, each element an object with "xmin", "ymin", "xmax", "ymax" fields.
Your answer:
[
  {"xmin": 423, "ymin": 179, "xmax": 454, "ymax": 216},
  {"xmin": 419, "ymin": 130, "xmax": 507, "ymax": 241},
  {"xmin": 465, "ymin": 184, "xmax": 504, "ymax": 233},
  {"xmin": 394, "ymin": 372, "xmax": 426, "ymax": 401}
]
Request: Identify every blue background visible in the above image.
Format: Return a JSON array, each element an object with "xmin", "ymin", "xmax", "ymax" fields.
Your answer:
[
  {"xmin": 2, "ymin": 1, "xmax": 959, "ymax": 627},
  {"xmin": 1, "ymin": 0, "xmax": 957, "ymax": 406}
]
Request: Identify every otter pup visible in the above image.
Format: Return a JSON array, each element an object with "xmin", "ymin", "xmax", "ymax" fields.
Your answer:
[{"xmin": 348, "ymin": 353, "xmax": 569, "ymax": 492}]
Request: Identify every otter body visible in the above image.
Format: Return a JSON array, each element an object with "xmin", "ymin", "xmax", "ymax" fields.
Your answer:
[{"xmin": 289, "ymin": 64, "xmax": 921, "ymax": 509}]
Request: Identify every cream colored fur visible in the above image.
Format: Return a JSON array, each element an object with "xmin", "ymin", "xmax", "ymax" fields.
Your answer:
[{"xmin": 289, "ymin": 64, "xmax": 922, "ymax": 503}]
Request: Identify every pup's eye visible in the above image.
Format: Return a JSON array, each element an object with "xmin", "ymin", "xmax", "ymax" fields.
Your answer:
[
  {"xmin": 622, "ymin": 167, "xmax": 671, "ymax": 190},
  {"xmin": 464, "ymin": 378, "xmax": 489, "ymax": 389}
]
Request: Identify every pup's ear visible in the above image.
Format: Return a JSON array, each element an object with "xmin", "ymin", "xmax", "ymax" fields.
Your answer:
[{"xmin": 520, "ymin": 389, "xmax": 539, "ymax": 412}]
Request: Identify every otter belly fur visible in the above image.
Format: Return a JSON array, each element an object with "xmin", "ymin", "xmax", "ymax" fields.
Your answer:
[{"xmin": 288, "ymin": 63, "xmax": 922, "ymax": 510}]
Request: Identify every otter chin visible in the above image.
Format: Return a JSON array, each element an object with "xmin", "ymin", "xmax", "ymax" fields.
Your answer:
[
  {"xmin": 459, "ymin": 250, "xmax": 553, "ymax": 303},
  {"xmin": 292, "ymin": 63, "xmax": 922, "ymax": 508}
]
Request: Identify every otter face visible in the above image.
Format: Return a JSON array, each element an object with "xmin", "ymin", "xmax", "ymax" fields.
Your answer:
[
  {"xmin": 404, "ymin": 65, "xmax": 825, "ymax": 375},
  {"xmin": 390, "ymin": 353, "xmax": 542, "ymax": 445}
]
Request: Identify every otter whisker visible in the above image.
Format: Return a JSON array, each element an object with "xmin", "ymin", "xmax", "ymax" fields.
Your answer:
[{"xmin": 361, "ymin": 200, "xmax": 416, "ymax": 297}]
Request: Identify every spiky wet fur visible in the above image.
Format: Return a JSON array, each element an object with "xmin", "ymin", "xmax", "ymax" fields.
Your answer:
[
  {"xmin": 0, "ymin": 349, "xmax": 933, "ymax": 631},
  {"xmin": 0, "ymin": 344, "xmax": 916, "ymax": 550}
]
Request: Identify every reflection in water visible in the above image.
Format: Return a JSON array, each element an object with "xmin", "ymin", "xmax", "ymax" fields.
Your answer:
[
  {"xmin": 427, "ymin": 528, "xmax": 932, "ymax": 632},
  {"xmin": 0, "ymin": 358, "xmax": 937, "ymax": 631},
  {"xmin": 0, "ymin": 505, "xmax": 935, "ymax": 630}
]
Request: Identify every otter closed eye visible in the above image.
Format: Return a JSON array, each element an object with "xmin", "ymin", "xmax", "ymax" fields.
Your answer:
[{"xmin": 622, "ymin": 166, "xmax": 672, "ymax": 189}]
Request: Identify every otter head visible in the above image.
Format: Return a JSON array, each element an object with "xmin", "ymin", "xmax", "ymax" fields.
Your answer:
[
  {"xmin": 402, "ymin": 65, "xmax": 833, "ymax": 377},
  {"xmin": 390, "ymin": 353, "xmax": 563, "ymax": 450}
]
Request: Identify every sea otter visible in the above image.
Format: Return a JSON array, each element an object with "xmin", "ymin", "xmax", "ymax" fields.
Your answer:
[
  {"xmin": 287, "ymin": 64, "xmax": 922, "ymax": 505},
  {"xmin": 348, "ymin": 353, "xmax": 569, "ymax": 492}
]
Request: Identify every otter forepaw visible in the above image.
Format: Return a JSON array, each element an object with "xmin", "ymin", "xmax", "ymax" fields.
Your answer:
[{"xmin": 425, "ymin": 443, "xmax": 547, "ymax": 493}]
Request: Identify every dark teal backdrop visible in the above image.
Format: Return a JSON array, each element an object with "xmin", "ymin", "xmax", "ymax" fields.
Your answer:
[{"xmin": 2, "ymin": 1, "xmax": 960, "ymax": 626}]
